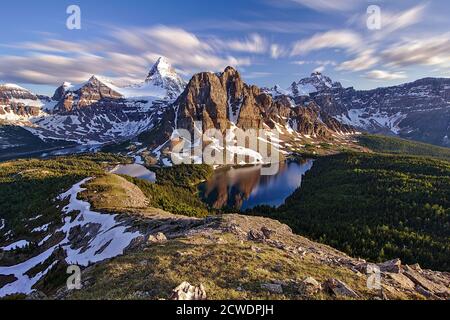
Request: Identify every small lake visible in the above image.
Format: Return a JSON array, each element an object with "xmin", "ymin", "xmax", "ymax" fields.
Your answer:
[
  {"xmin": 200, "ymin": 159, "xmax": 313, "ymax": 210},
  {"xmin": 110, "ymin": 164, "xmax": 156, "ymax": 182}
]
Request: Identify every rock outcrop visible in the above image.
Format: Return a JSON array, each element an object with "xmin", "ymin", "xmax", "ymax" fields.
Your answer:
[
  {"xmin": 172, "ymin": 67, "xmax": 354, "ymax": 137},
  {"xmin": 170, "ymin": 282, "xmax": 207, "ymax": 300}
]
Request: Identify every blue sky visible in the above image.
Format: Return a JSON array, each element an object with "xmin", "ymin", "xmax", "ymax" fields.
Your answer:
[{"xmin": 0, "ymin": 0, "xmax": 448, "ymax": 95}]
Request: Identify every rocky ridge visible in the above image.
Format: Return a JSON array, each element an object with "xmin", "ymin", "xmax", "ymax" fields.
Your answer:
[{"xmin": 59, "ymin": 211, "xmax": 450, "ymax": 300}]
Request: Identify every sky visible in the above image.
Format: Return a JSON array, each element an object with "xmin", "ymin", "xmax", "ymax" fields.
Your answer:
[{"xmin": 0, "ymin": 0, "xmax": 448, "ymax": 95}]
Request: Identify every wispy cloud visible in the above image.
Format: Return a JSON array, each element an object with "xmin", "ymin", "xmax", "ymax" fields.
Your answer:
[
  {"xmin": 382, "ymin": 33, "xmax": 450, "ymax": 69},
  {"xmin": 338, "ymin": 50, "xmax": 378, "ymax": 72},
  {"xmin": 270, "ymin": 44, "xmax": 287, "ymax": 59},
  {"xmin": 289, "ymin": 3, "xmax": 446, "ymax": 80},
  {"xmin": 219, "ymin": 33, "xmax": 268, "ymax": 54},
  {"xmin": 0, "ymin": 25, "xmax": 254, "ymax": 86},
  {"xmin": 291, "ymin": 30, "xmax": 363, "ymax": 56},
  {"xmin": 346, "ymin": 3, "xmax": 427, "ymax": 37},
  {"xmin": 380, "ymin": 4, "xmax": 427, "ymax": 36},
  {"xmin": 365, "ymin": 70, "xmax": 407, "ymax": 80}
]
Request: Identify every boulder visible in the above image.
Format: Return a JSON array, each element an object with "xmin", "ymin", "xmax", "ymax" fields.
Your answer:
[
  {"xmin": 147, "ymin": 232, "xmax": 167, "ymax": 244},
  {"xmin": 261, "ymin": 227, "xmax": 276, "ymax": 239},
  {"xmin": 248, "ymin": 229, "xmax": 265, "ymax": 242},
  {"xmin": 378, "ymin": 259, "xmax": 402, "ymax": 273},
  {"xmin": 324, "ymin": 279, "xmax": 360, "ymax": 299},
  {"xmin": 261, "ymin": 283, "xmax": 283, "ymax": 294},
  {"xmin": 298, "ymin": 277, "xmax": 321, "ymax": 296},
  {"xmin": 409, "ymin": 264, "xmax": 422, "ymax": 272},
  {"xmin": 170, "ymin": 282, "xmax": 207, "ymax": 301},
  {"xmin": 251, "ymin": 245, "xmax": 262, "ymax": 253},
  {"xmin": 403, "ymin": 266, "xmax": 450, "ymax": 297},
  {"xmin": 386, "ymin": 273, "xmax": 415, "ymax": 290}
]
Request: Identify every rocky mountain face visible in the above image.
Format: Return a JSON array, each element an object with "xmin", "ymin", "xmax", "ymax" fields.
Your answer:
[
  {"xmin": 55, "ymin": 76, "xmax": 124, "ymax": 112},
  {"xmin": 172, "ymin": 67, "xmax": 354, "ymax": 137},
  {"xmin": 27, "ymin": 77, "xmax": 163, "ymax": 144},
  {"xmin": 0, "ymin": 84, "xmax": 45, "ymax": 123},
  {"xmin": 285, "ymin": 73, "xmax": 450, "ymax": 147}
]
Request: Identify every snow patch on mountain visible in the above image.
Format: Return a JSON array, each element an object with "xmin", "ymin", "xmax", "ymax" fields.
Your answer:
[{"xmin": 336, "ymin": 109, "xmax": 407, "ymax": 134}]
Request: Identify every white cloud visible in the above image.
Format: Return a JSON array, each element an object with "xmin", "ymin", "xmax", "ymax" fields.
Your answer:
[
  {"xmin": 382, "ymin": 33, "xmax": 450, "ymax": 69},
  {"xmin": 380, "ymin": 4, "xmax": 427, "ymax": 36},
  {"xmin": 270, "ymin": 44, "xmax": 286, "ymax": 59},
  {"xmin": 225, "ymin": 34, "xmax": 268, "ymax": 54},
  {"xmin": 346, "ymin": 4, "xmax": 426, "ymax": 38},
  {"xmin": 365, "ymin": 70, "xmax": 407, "ymax": 80},
  {"xmin": 291, "ymin": 30, "xmax": 363, "ymax": 56},
  {"xmin": 338, "ymin": 50, "xmax": 379, "ymax": 71},
  {"xmin": 0, "ymin": 25, "xmax": 253, "ymax": 86}
]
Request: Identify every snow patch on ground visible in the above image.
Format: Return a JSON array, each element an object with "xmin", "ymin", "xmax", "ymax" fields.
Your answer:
[
  {"xmin": 58, "ymin": 178, "xmax": 142, "ymax": 266},
  {"xmin": 31, "ymin": 223, "xmax": 50, "ymax": 233},
  {"xmin": 1, "ymin": 240, "xmax": 30, "ymax": 251},
  {"xmin": 0, "ymin": 178, "xmax": 142, "ymax": 297}
]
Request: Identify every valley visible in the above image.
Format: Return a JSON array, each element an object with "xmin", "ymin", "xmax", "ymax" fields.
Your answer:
[{"xmin": 0, "ymin": 133, "xmax": 449, "ymax": 300}]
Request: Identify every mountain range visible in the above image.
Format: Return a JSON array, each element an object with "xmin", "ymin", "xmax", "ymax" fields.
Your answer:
[
  {"xmin": 1, "ymin": 58, "xmax": 450, "ymax": 301},
  {"xmin": 0, "ymin": 57, "xmax": 449, "ymax": 159},
  {"xmin": 284, "ymin": 73, "xmax": 450, "ymax": 147}
]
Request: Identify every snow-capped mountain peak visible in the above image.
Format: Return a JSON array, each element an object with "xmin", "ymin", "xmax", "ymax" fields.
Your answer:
[
  {"xmin": 146, "ymin": 57, "xmax": 179, "ymax": 83},
  {"xmin": 63, "ymin": 82, "xmax": 73, "ymax": 89},
  {"xmin": 288, "ymin": 72, "xmax": 342, "ymax": 97},
  {"xmin": 143, "ymin": 57, "xmax": 186, "ymax": 99}
]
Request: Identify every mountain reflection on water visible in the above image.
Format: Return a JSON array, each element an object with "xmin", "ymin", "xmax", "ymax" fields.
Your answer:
[{"xmin": 200, "ymin": 159, "xmax": 313, "ymax": 210}]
